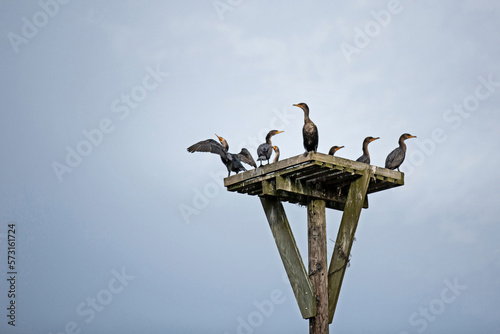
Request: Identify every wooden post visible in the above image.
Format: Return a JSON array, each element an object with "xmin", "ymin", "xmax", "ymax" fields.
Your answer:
[
  {"xmin": 308, "ymin": 199, "xmax": 328, "ymax": 334},
  {"xmin": 328, "ymin": 169, "xmax": 372, "ymax": 324},
  {"xmin": 260, "ymin": 196, "xmax": 316, "ymax": 319}
]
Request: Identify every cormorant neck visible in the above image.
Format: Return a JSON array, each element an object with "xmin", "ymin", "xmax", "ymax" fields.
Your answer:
[
  {"xmin": 265, "ymin": 133, "xmax": 273, "ymax": 144},
  {"xmin": 302, "ymin": 106, "xmax": 310, "ymax": 122},
  {"xmin": 362, "ymin": 141, "xmax": 370, "ymax": 155},
  {"xmin": 273, "ymin": 149, "xmax": 280, "ymax": 163},
  {"xmin": 399, "ymin": 137, "xmax": 407, "ymax": 151}
]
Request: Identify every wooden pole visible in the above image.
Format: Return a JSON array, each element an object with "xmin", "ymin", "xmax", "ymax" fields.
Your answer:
[
  {"xmin": 260, "ymin": 196, "xmax": 316, "ymax": 319},
  {"xmin": 308, "ymin": 199, "xmax": 328, "ymax": 334}
]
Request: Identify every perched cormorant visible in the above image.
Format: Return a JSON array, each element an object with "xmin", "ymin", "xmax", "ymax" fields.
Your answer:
[
  {"xmin": 293, "ymin": 103, "xmax": 318, "ymax": 154},
  {"xmin": 356, "ymin": 137, "xmax": 379, "ymax": 164},
  {"xmin": 257, "ymin": 130, "xmax": 284, "ymax": 166},
  {"xmin": 385, "ymin": 133, "xmax": 417, "ymax": 171},
  {"xmin": 328, "ymin": 146, "xmax": 344, "ymax": 156},
  {"xmin": 272, "ymin": 146, "xmax": 280, "ymax": 163},
  {"xmin": 187, "ymin": 134, "xmax": 257, "ymax": 177}
]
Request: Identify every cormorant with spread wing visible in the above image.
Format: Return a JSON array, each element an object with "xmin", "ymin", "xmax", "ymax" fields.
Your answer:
[
  {"xmin": 385, "ymin": 133, "xmax": 417, "ymax": 171},
  {"xmin": 293, "ymin": 103, "xmax": 318, "ymax": 154},
  {"xmin": 257, "ymin": 130, "xmax": 284, "ymax": 166},
  {"xmin": 356, "ymin": 137, "xmax": 379, "ymax": 164},
  {"xmin": 187, "ymin": 134, "xmax": 257, "ymax": 176}
]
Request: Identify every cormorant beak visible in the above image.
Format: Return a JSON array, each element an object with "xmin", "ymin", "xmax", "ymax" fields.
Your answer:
[
  {"xmin": 215, "ymin": 134, "xmax": 223, "ymax": 142},
  {"xmin": 337, "ymin": 146, "xmax": 345, "ymax": 151},
  {"xmin": 371, "ymin": 137, "xmax": 380, "ymax": 142},
  {"xmin": 292, "ymin": 104, "xmax": 299, "ymax": 107},
  {"xmin": 276, "ymin": 131, "xmax": 285, "ymax": 134},
  {"xmin": 409, "ymin": 135, "xmax": 417, "ymax": 139}
]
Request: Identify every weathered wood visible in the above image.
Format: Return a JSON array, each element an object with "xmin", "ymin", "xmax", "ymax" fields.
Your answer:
[
  {"xmin": 260, "ymin": 196, "xmax": 316, "ymax": 319},
  {"xmin": 226, "ymin": 161, "xmax": 317, "ymax": 191},
  {"xmin": 276, "ymin": 175, "xmax": 346, "ymax": 203},
  {"xmin": 308, "ymin": 199, "xmax": 329, "ymax": 334},
  {"xmin": 225, "ymin": 153, "xmax": 403, "ymax": 205},
  {"xmin": 225, "ymin": 152, "xmax": 404, "ymax": 187},
  {"xmin": 223, "ymin": 152, "xmax": 405, "ymax": 328},
  {"xmin": 224, "ymin": 154, "xmax": 315, "ymax": 187},
  {"xmin": 260, "ymin": 175, "xmax": 368, "ymax": 211},
  {"xmin": 327, "ymin": 168, "xmax": 372, "ymax": 324}
]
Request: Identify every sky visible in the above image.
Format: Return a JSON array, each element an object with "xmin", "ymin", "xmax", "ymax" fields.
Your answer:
[{"xmin": 1, "ymin": 0, "xmax": 500, "ymax": 333}]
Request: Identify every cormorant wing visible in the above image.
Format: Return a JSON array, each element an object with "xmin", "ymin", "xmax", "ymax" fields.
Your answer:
[
  {"xmin": 303, "ymin": 122, "xmax": 319, "ymax": 152},
  {"xmin": 237, "ymin": 148, "xmax": 257, "ymax": 168},
  {"xmin": 385, "ymin": 147, "xmax": 404, "ymax": 169},
  {"xmin": 187, "ymin": 139, "xmax": 227, "ymax": 158},
  {"xmin": 257, "ymin": 143, "xmax": 269, "ymax": 160},
  {"xmin": 356, "ymin": 155, "xmax": 370, "ymax": 164}
]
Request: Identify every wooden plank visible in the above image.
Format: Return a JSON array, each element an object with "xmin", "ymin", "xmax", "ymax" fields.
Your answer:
[
  {"xmin": 282, "ymin": 163, "xmax": 322, "ymax": 178},
  {"xmin": 314, "ymin": 170, "xmax": 347, "ymax": 184},
  {"xmin": 368, "ymin": 173, "xmax": 404, "ymax": 194},
  {"xmin": 296, "ymin": 167, "xmax": 336, "ymax": 182},
  {"xmin": 260, "ymin": 197, "xmax": 316, "ymax": 319},
  {"xmin": 275, "ymin": 176, "xmax": 347, "ymax": 204},
  {"xmin": 226, "ymin": 151, "xmax": 401, "ymax": 210},
  {"xmin": 308, "ymin": 199, "xmax": 329, "ymax": 334},
  {"xmin": 224, "ymin": 154, "xmax": 314, "ymax": 187},
  {"xmin": 225, "ymin": 152, "xmax": 403, "ymax": 187},
  {"xmin": 311, "ymin": 154, "xmax": 403, "ymax": 185},
  {"xmin": 260, "ymin": 176, "xmax": 369, "ymax": 211},
  {"xmin": 324, "ymin": 174, "xmax": 359, "ymax": 188},
  {"xmin": 327, "ymin": 168, "xmax": 372, "ymax": 324},
  {"xmin": 311, "ymin": 154, "xmax": 370, "ymax": 173},
  {"xmin": 226, "ymin": 162, "xmax": 317, "ymax": 192}
]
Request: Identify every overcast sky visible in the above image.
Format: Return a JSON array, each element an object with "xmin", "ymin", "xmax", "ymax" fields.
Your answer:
[{"xmin": 1, "ymin": 1, "xmax": 500, "ymax": 333}]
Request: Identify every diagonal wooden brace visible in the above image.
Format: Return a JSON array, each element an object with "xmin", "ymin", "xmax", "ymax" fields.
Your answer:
[
  {"xmin": 260, "ymin": 196, "xmax": 316, "ymax": 319},
  {"xmin": 328, "ymin": 168, "xmax": 372, "ymax": 324}
]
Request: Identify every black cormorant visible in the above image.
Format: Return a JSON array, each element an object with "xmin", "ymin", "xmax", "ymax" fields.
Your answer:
[
  {"xmin": 385, "ymin": 133, "xmax": 417, "ymax": 171},
  {"xmin": 187, "ymin": 134, "xmax": 257, "ymax": 177},
  {"xmin": 328, "ymin": 146, "xmax": 344, "ymax": 156},
  {"xmin": 257, "ymin": 130, "xmax": 284, "ymax": 166},
  {"xmin": 272, "ymin": 146, "xmax": 280, "ymax": 163},
  {"xmin": 356, "ymin": 137, "xmax": 379, "ymax": 164},
  {"xmin": 293, "ymin": 103, "xmax": 318, "ymax": 154}
]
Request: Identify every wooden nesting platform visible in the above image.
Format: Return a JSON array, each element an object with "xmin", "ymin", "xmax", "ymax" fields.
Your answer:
[
  {"xmin": 224, "ymin": 152, "xmax": 403, "ymax": 211},
  {"xmin": 223, "ymin": 152, "xmax": 406, "ymax": 331}
]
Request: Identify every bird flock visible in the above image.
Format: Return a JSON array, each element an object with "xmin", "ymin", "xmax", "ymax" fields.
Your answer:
[{"xmin": 187, "ymin": 103, "xmax": 416, "ymax": 177}]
